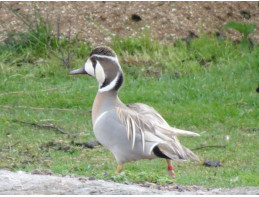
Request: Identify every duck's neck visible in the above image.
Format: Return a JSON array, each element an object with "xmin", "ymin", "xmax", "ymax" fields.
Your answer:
[{"xmin": 92, "ymin": 90, "xmax": 123, "ymax": 125}]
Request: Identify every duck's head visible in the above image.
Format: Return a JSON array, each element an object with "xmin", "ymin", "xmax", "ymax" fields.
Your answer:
[{"xmin": 70, "ymin": 46, "xmax": 124, "ymax": 92}]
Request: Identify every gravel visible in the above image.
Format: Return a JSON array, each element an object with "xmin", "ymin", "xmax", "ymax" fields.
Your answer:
[
  {"xmin": 0, "ymin": 2, "xmax": 258, "ymax": 45},
  {"xmin": 0, "ymin": 169, "xmax": 258, "ymax": 195}
]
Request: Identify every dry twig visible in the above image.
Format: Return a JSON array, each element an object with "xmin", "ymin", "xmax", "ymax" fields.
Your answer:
[
  {"xmin": 191, "ymin": 145, "xmax": 226, "ymax": 151},
  {"xmin": 0, "ymin": 105, "xmax": 91, "ymax": 113},
  {"xmin": 11, "ymin": 119, "xmax": 77, "ymax": 138},
  {"xmin": 224, "ymin": 99, "xmax": 244, "ymax": 106},
  {"xmin": 0, "ymin": 87, "xmax": 58, "ymax": 96}
]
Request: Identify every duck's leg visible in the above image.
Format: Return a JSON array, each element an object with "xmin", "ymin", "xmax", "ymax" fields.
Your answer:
[
  {"xmin": 166, "ymin": 159, "xmax": 175, "ymax": 178},
  {"xmin": 115, "ymin": 164, "xmax": 123, "ymax": 174}
]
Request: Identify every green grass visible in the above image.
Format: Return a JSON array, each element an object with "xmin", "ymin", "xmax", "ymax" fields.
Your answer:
[{"xmin": 0, "ymin": 27, "xmax": 258, "ymax": 189}]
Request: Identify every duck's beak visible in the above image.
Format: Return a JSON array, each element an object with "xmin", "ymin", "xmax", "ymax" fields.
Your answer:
[{"xmin": 69, "ymin": 66, "xmax": 87, "ymax": 75}]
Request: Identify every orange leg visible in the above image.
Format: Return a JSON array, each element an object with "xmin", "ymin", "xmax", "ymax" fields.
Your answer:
[
  {"xmin": 166, "ymin": 159, "xmax": 175, "ymax": 179},
  {"xmin": 115, "ymin": 164, "xmax": 123, "ymax": 174}
]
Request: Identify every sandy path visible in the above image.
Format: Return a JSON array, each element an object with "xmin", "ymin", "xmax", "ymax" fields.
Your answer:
[{"xmin": 0, "ymin": 169, "xmax": 258, "ymax": 195}]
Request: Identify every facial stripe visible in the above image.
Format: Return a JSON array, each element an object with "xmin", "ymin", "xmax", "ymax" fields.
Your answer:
[
  {"xmin": 99, "ymin": 72, "xmax": 121, "ymax": 92},
  {"xmin": 84, "ymin": 58, "xmax": 95, "ymax": 76},
  {"xmin": 113, "ymin": 73, "xmax": 124, "ymax": 91},
  {"xmin": 95, "ymin": 61, "xmax": 105, "ymax": 86},
  {"xmin": 91, "ymin": 54, "xmax": 119, "ymax": 64},
  {"xmin": 100, "ymin": 77, "xmax": 109, "ymax": 89},
  {"xmin": 96, "ymin": 58, "xmax": 119, "ymax": 82},
  {"xmin": 99, "ymin": 72, "xmax": 123, "ymax": 91}
]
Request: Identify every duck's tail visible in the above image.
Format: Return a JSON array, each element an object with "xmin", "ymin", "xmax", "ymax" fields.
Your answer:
[
  {"xmin": 156, "ymin": 141, "xmax": 200, "ymax": 162},
  {"xmin": 182, "ymin": 146, "xmax": 200, "ymax": 162}
]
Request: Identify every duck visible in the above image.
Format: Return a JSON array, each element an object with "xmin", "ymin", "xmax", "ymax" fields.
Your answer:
[{"xmin": 70, "ymin": 46, "xmax": 200, "ymax": 178}]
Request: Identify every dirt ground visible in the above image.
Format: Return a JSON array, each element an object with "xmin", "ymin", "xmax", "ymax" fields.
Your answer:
[
  {"xmin": 0, "ymin": 169, "xmax": 258, "ymax": 195},
  {"xmin": 0, "ymin": 2, "xmax": 258, "ymax": 45}
]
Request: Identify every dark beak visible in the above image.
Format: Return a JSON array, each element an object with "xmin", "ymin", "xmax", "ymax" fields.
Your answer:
[{"xmin": 69, "ymin": 66, "xmax": 87, "ymax": 75}]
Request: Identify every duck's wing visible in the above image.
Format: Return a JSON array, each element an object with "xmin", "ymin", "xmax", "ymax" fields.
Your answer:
[
  {"xmin": 124, "ymin": 103, "xmax": 200, "ymax": 136},
  {"xmin": 116, "ymin": 103, "xmax": 200, "ymax": 161}
]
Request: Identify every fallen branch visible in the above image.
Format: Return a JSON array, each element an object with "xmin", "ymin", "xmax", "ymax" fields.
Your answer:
[
  {"xmin": 224, "ymin": 99, "xmax": 244, "ymax": 106},
  {"xmin": 191, "ymin": 145, "xmax": 226, "ymax": 151},
  {"xmin": 11, "ymin": 120, "xmax": 77, "ymax": 138},
  {"xmin": 0, "ymin": 87, "xmax": 58, "ymax": 96},
  {"xmin": 0, "ymin": 105, "xmax": 91, "ymax": 113}
]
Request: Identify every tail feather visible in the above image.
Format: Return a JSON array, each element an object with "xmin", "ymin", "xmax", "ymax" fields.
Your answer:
[
  {"xmin": 157, "ymin": 144, "xmax": 185, "ymax": 161},
  {"xmin": 157, "ymin": 143, "xmax": 200, "ymax": 162},
  {"xmin": 182, "ymin": 146, "xmax": 200, "ymax": 162},
  {"xmin": 156, "ymin": 125, "xmax": 200, "ymax": 137}
]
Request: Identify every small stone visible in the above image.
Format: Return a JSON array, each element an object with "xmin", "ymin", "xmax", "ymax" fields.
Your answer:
[
  {"xmin": 31, "ymin": 169, "xmax": 41, "ymax": 175},
  {"xmin": 240, "ymin": 10, "xmax": 251, "ymax": 19},
  {"xmin": 42, "ymin": 169, "xmax": 53, "ymax": 175},
  {"xmin": 203, "ymin": 160, "xmax": 221, "ymax": 167},
  {"xmin": 131, "ymin": 14, "xmax": 142, "ymax": 22},
  {"xmin": 78, "ymin": 177, "xmax": 87, "ymax": 182},
  {"xmin": 149, "ymin": 183, "xmax": 160, "ymax": 190}
]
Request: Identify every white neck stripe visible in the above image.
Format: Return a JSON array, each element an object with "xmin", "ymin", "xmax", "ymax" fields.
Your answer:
[{"xmin": 98, "ymin": 72, "xmax": 120, "ymax": 92}]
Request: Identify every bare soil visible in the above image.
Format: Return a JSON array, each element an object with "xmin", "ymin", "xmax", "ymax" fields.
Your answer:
[
  {"xmin": 0, "ymin": 169, "xmax": 258, "ymax": 195},
  {"xmin": 0, "ymin": 2, "xmax": 258, "ymax": 45}
]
